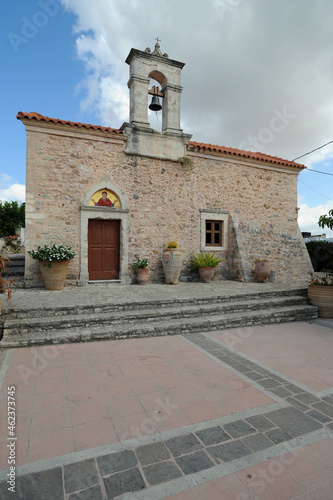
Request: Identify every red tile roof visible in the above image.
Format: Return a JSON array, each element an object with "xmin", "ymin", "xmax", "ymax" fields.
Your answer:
[
  {"xmin": 16, "ymin": 111, "xmax": 123, "ymax": 135},
  {"xmin": 17, "ymin": 112, "xmax": 304, "ymax": 169},
  {"xmin": 188, "ymin": 141, "xmax": 305, "ymax": 169}
]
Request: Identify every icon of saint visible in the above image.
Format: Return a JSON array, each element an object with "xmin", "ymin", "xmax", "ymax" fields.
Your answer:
[{"xmin": 94, "ymin": 191, "xmax": 114, "ymax": 207}]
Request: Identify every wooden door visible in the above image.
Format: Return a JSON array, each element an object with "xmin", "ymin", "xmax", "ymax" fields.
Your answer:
[{"xmin": 88, "ymin": 220, "xmax": 120, "ymax": 280}]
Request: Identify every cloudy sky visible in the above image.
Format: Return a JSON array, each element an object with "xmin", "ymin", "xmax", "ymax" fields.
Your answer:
[{"xmin": 1, "ymin": 0, "xmax": 333, "ymax": 235}]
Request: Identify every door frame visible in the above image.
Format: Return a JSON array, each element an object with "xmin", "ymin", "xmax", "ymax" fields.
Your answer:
[
  {"xmin": 79, "ymin": 182, "xmax": 131, "ymax": 285},
  {"xmin": 88, "ymin": 219, "xmax": 121, "ymax": 281}
]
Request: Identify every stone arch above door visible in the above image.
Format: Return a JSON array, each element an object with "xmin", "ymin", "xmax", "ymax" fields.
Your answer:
[
  {"xmin": 79, "ymin": 182, "xmax": 130, "ymax": 285},
  {"xmin": 82, "ymin": 181, "xmax": 129, "ymax": 209}
]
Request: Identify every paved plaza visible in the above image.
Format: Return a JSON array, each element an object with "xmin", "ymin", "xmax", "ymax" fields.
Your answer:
[{"xmin": 0, "ymin": 283, "xmax": 332, "ymax": 499}]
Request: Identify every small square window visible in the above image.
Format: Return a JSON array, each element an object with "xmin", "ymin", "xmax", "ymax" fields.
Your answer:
[{"xmin": 205, "ymin": 220, "xmax": 222, "ymax": 247}]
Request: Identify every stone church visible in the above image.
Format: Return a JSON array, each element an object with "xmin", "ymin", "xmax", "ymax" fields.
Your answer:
[{"xmin": 17, "ymin": 41, "xmax": 312, "ymax": 287}]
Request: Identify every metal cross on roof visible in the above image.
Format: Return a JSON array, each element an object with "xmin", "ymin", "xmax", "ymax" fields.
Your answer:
[{"xmin": 155, "ymin": 37, "xmax": 161, "ymax": 44}]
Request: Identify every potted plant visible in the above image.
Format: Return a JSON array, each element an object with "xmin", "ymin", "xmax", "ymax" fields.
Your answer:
[
  {"xmin": 191, "ymin": 252, "xmax": 225, "ymax": 283},
  {"xmin": 0, "ymin": 254, "xmax": 16, "ymax": 314},
  {"xmin": 28, "ymin": 244, "xmax": 76, "ymax": 290},
  {"xmin": 131, "ymin": 257, "xmax": 149, "ymax": 285},
  {"xmin": 254, "ymin": 259, "xmax": 270, "ymax": 283},
  {"xmin": 308, "ymin": 271, "xmax": 333, "ymax": 318},
  {"xmin": 162, "ymin": 242, "xmax": 183, "ymax": 285}
]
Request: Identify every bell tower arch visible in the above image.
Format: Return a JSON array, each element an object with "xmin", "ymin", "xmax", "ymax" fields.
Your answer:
[{"xmin": 120, "ymin": 41, "xmax": 192, "ymax": 160}]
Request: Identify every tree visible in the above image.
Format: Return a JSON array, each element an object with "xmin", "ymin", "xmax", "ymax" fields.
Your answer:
[
  {"xmin": 0, "ymin": 201, "xmax": 25, "ymax": 237},
  {"xmin": 318, "ymin": 209, "xmax": 333, "ymax": 231}
]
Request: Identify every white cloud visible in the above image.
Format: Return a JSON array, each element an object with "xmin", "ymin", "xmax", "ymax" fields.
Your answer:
[
  {"xmin": 0, "ymin": 184, "xmax": 26, "ymax": 203},
  {"xmin": 60, "ymin": 0, "xmax": 333, "ymax": 165},
  {"xmin": 298, "ymin": 200, "xmax": 333, "ymax": 236}
]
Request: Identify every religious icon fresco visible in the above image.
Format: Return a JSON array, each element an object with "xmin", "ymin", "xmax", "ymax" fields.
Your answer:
[{"xmin": 89, "ymin": 189, "xmax": 121, "ymax": 208}]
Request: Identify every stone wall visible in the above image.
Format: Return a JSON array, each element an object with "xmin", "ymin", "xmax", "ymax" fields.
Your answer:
[{"xmin": 23, "ymin": 122, "xmax": 312, "ymax": 286}]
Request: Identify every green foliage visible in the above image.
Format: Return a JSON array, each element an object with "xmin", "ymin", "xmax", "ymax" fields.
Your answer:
[
  {"xmin": 191, "ymin": 252, "xmax": 225, "ymax": 269},
  {"xmin": 318, "ymin": 209, "xmax": 333, "ymax": 231},
  {"xmin": 305, "ymin": 240, "xmax": 333, "ymax": 272},
  {"xmin": 28, "ymin": 245, "xmax": 76, "ymax": 262},
  {"xmin": 0, "ymin": 201, "xmax": 25, "ymax": 237},
  {"xmin": 131, "ymin": 257, "xmax": 149, "ymax": 269},
  {"xmin": 178, "ymin": 157, "xmax": 193, "ymax": 169},
  {"xmin": 4, "ymin": 235, "xmax": 22, "ymax": 254}
]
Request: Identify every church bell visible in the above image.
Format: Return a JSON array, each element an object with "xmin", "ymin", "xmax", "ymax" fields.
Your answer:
[{"xmin": 149, "ymin": 95, "xmax": 162, "ymax": 112}]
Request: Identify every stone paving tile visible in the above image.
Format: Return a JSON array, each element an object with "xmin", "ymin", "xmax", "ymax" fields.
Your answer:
[
  {"xmin": 207, "ymin": 440, "xmax": 252, "ymax": 463},
  {"xmin": 286, "ymin": 397, "xmax": 309, "ymax": 412},
  {"xmin": 256, "ymin": 378, "xmax": 281, "ymax": 389},
  {"xmin": 283, "ymin": 383, "xmax": 304, "ymax": 394},
  {"xmin": 3, "ymin": 468, "xmax": 64, "ymax": 500},
  {"xmin": 68, "ymin": 485, "xmax": 103, "ymax": 500},
  {"xmin": 103, "ymin": 468, "xmax": 146, "ymax": 499},
  {"xmin": 242, "ymin": 371, "xmax": 265, "ymax": 381},
  {"xmin": 195, "ymin": 426, "xmax": 231, "ymax": 446},
  {"xmin": 306, "ymin": 409, "xmax": 332, "ymax": 424},
  {"xmin": 143, "ymin": 461, "xmax": 183, "ymax": 486},
  {"xmin": 312, "ymin": 401, "xmax": 333, "ymax": 418},
  {"xmin": 135, "ymin": 442, "xmax": 171, "ymax": 465},
  {"xmin": 223, "ymin": 420, "xmax": 256, "ymax": 438},
  {"xmin": 175, "ymin": 450, "xmax": 215, "ymax": 474},
  {"xmin": 97, "ymin": 450, "xmax": 137, "ymax": 475},
  {"xmin": 165, "ymin": 433, "xmax": 203, "ymax": 457},
  {"xmin": 264, "ymin": 428, "xmax": 293, "ymax": 444},
  {"xmin": 322, "ymin": 395, "xmax": 333, "ymax": 406},
  {"xmin": 64, "ymin": 459, "xmax": 99, "ymax": 494},
  {"xmin": 245, "ymin": 414, "xmax": 276, "ymax": 432},
  {"xmin": 265, "ymin": 407, "xmax": 322, "ymax": 437},
  {"xmin": 268, "ymin": 386, "xmax": 293, "ymax": 398},
  {"xmin": 294, "ymin": 392, "xmax": 322, "ymax": 405},
  {"xmin": 241, "ymin": 433, "xmax": 273, "ymax": 452}
]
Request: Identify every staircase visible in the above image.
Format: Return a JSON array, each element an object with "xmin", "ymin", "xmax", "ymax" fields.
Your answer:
[
  {"xmin": 1, "ymin": 253, "xmax": 25, "ymax": 288},
  {"xmin": 0, "ymin": 287, "xmax": 318, "ymax": 348}
]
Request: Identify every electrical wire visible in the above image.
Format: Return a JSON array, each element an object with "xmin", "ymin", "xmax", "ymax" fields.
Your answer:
[
  {"xmin": 298, "ymin": 178, "xmax": 332, "ymax": 201},
  {"xmin": 307, "ymin": 168, "xmax": 333, "ymax": 176},
  {"xmin": 292, "ymin": 139, "xmax": 333, "ymax": 161}
]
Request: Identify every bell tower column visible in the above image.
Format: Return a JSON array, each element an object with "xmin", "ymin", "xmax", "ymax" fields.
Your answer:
[
  {"xmin": 128, "ymin": 75, "xmax": 150, "ymax": 127},
  {"xmin": 162, "ymin": 83, "xmax": 183, "ymax": 133}
]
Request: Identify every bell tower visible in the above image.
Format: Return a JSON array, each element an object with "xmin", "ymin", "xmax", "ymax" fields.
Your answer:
[{"xmin": 120, "ymin": 40, "xmax": 192, "ymax": 160}]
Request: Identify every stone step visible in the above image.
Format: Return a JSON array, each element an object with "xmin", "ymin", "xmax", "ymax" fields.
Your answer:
[
  {"xmin": 2, "ymin": 295, "xmax": 308, "ymax": 335},
  {"xmin": 0, "ymin": 303, "xmax": 318, "ymax": 348},
  {"xmin": 1, "ymin": 288, "xmax": 307, "ymax": 320}
]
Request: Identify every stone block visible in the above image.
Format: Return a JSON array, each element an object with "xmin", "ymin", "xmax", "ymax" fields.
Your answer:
[
  {"xmin": 143, "ymin": 461, "xmax": 182, "ymax": 486},
  {"xmin": 175, "ymin": 451, "xmax": 214, "ymax": 474},
  {"xmin": 103, "ymin": 468, "xmax": 145, "ymax": 499}
]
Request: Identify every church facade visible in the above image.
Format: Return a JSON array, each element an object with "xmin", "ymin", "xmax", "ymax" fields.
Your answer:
[{"xmin": 17, "ymin": 42, "xmax": 312, "ymax": 287}]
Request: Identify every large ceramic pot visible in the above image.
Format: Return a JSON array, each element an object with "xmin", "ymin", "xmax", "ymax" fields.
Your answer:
[
  {"xmin": 199, "ymin": 267, "xmax": 215, "ymax": 283},
  {"xmin": 255, "ymin": 261, "xmax": 270, "ymax": 283},
  {"xmin": 162, "ymin": 248, "xmax": 183, "ymax": 285},
  {"xmin": 308, "ymin": 285, "xmax": 333, "ymax": 318},
  {"xmin": 136, "ymin": 268, "xmax": 149, "ymax": 285},
  {"xmin": 39, "ymin": 260, "xmax": 69, "ymax": 290}
]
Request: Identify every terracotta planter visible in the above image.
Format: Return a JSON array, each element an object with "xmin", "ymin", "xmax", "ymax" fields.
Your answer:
[
  {"xmin": 136, "ymin": 268, "xmax": 149, "ymax": 285},
  {"xmin": 255, "ymin": 261, "xmax": 270, "ymax": 283},
  {"xmin": 39, "ymin": 260, "xmax": 69, "ymax": 290},
  {"xmin": 199, "ymin": 267, "xmax": 215, "ymax": 283},
  {"xmin": 308, "ymin": 285, "xmax": 333, "ymax": 318},
  {"xmin": 162, "ymin": 248, "xmax": 183, "ymax": 285}
]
